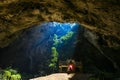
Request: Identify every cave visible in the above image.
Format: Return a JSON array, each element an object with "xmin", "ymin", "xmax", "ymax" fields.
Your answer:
[
  {"xmin": 0, "ymin": 0, "xmax": 120, "ymax": 80},
  {"xmin": 0, "ymin": 22, "xmax": 79, "ymax": 73},
  {"xmin": 0, "ymin": 22, "xmax": 119, "ymax": 79}
]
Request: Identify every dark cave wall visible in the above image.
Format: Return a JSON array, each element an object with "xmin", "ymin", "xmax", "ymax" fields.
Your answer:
[
  {"xmin": 73, "ymin": 28, "xmax": 120, "ymax": 73},
  {"xmin": 0, "ymin": 23, "xmax": 120, "ymax": 75},
  {"xmin": 0, "ymin": 24, "xmax": 53, "ymax": 73},
  {"xmin": 0, "ymin": 22, "xmax": 80, "ymax": 74}
]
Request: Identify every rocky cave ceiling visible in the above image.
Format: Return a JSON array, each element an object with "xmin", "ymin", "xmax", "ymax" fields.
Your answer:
[{"xmin": 0, "ymin": 0, "xmax": 120, "ymax": 48}]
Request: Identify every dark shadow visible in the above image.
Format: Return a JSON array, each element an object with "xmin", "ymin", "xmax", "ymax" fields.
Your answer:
[
  {"xmin": 70, "ymin": 25, "xmax": 120, "ymax": 80},
  {"xmin": 69, "ymin": 73, "xmax": 92, "ymax": 80}
]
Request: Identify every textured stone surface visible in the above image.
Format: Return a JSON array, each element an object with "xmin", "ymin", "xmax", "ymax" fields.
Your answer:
[{"xmin": 0, "ymin": 0, "xmax": 120, "ymax": 48}]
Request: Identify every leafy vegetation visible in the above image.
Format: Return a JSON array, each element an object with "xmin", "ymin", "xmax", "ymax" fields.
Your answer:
[
  {"xmin": 49, "ymin": 31, "xmax": 74, "ymax": 71},
  {"xmin": 49, "ymin": 47, "xmax": 58, "ymax": 69},
  {"xmin": 53, "ymin": 34, "xmax": 59, "ymax": 46},
  {"xmin": 0, "ymin": 68, "xmax": 21, "ymax": 80},
  {"xmin": 53, "ymin": 31, "xmax": 74, "ymax": 46},
  {"xmin": 60, "ymin": 31, "xmax": 74, "ymax": 41}
]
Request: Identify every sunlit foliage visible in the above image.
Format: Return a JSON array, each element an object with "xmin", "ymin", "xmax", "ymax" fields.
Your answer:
[
  {"xmin": 49, "ymin": 31, "xmax": 74, "ymax": 71},
  {"xmin": 0, "ymin": 68, "xmax": 21, "ymax": 80},
  {"xmin": 49, "ymin": 47, "xmax": 58, "ymax": 69},
  {"xmin": 53, "ymin": 31, "xmax": 74, "ymax": 46}
]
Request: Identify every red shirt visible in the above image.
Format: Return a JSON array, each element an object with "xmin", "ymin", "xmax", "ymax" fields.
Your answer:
[{"xmin": 68, "ymin": 64, "xmax": 75, "ymax": 71}]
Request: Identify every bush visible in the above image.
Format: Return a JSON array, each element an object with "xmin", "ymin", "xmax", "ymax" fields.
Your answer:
[{"xmin": 0, "ymin": 68, "xmax": 21, "ymax": 80}]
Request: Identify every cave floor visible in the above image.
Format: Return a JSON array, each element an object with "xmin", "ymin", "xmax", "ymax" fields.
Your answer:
[{"xmin": 30, "ymin": 73, "xmax": 92, "ymax": 80}]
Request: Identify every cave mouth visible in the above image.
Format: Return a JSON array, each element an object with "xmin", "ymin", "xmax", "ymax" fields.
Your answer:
[
  {"xmin": 0, "ymin": 22, "xmax": 118, "ymax": 79},
  {"xmin": 0, "ymin": 22, "xmax": 81, "ymax": 78}
]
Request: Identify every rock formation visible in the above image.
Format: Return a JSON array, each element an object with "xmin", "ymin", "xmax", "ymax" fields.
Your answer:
[{"xmin": 0, "ymin": 0, "xmax": 120, "ymax": 79}]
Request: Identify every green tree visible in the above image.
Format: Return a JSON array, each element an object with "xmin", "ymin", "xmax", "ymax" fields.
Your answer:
[
  {"xmin": 49, "ymin": 47, "xmax": 58, "ymax": 71},
  {"xmin": 49, "ymin": 31, "xmax": 74, "ymax": 72}
]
